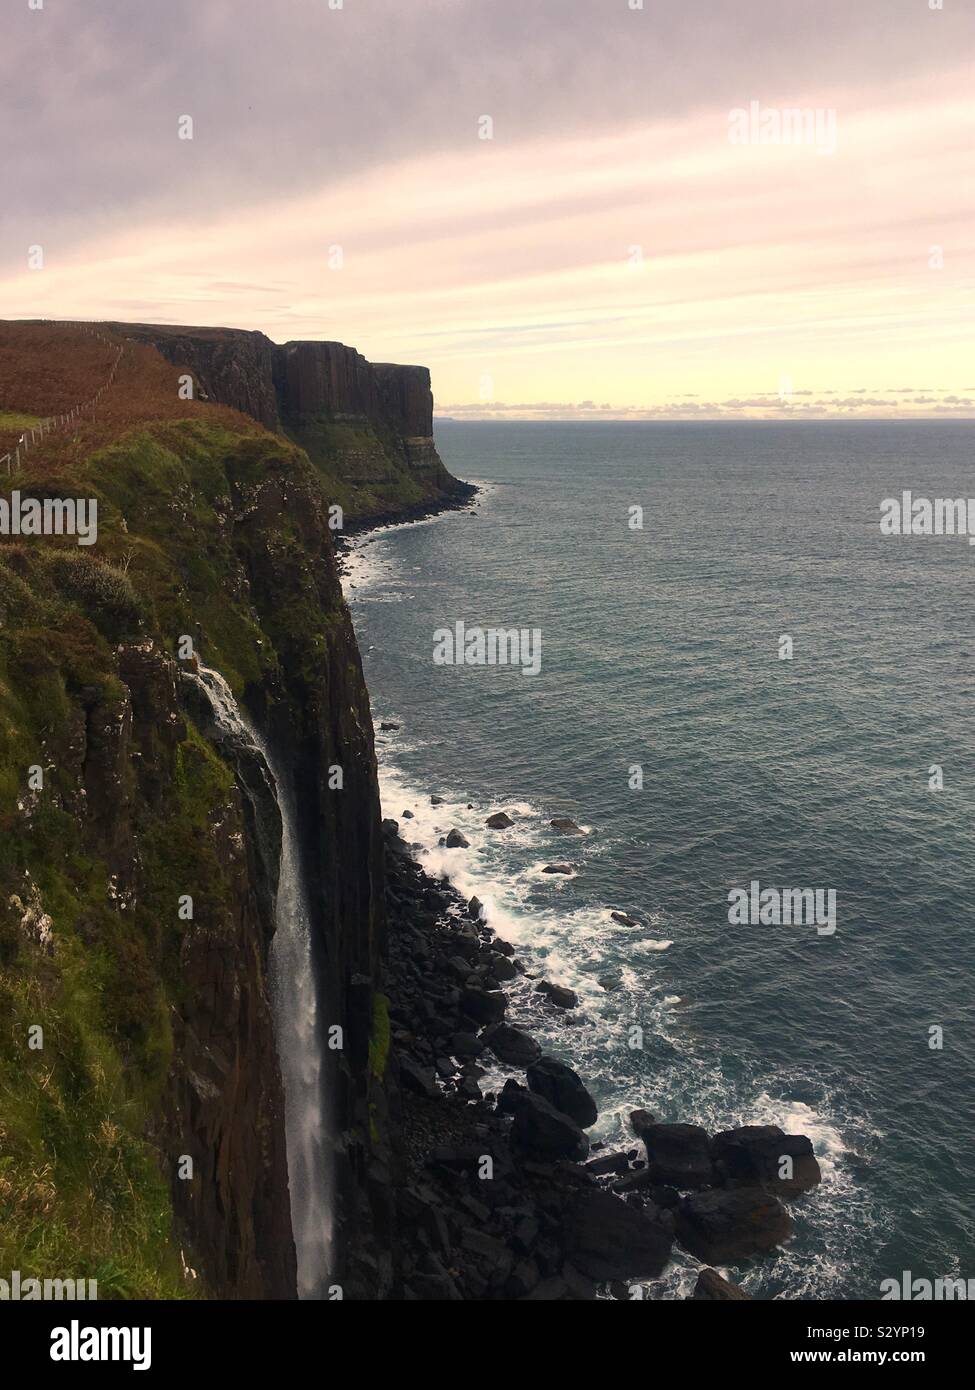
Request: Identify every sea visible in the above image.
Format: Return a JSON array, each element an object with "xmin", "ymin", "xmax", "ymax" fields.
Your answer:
[{"xmin": 342, "ymin": 420, "xmax": 975, "ymax": 1300}]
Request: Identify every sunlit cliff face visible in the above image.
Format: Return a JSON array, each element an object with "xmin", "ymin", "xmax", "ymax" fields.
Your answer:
[{"xmin": 2, "ymin": 0, "xmax": 972, "ymax": 419}]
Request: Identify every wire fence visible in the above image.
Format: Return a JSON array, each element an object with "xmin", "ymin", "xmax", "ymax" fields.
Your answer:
[{"xmin": 1, "ymin": 326, "xmax": 124, "ymax": 477}]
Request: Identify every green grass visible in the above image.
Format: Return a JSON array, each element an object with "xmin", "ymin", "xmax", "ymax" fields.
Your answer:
[
  {"xmin": 0, "ymin": 413, "xmax": 356, "ymax": 1295},
  {"xmin": 0, "ymin": 411, "xmax": 42, "ymax": 432}
]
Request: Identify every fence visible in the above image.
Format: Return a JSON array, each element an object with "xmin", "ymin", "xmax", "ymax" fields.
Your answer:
[{"xmin": 2, "ymin": 325, "xmax": 125, "ymax": 476}]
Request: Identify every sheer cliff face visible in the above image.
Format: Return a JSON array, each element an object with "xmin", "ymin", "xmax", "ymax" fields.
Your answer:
[
  {"xmin": 112, "ymin": 324, "xmax": 466, "ymax": 520},
  {"xmin": 1, "ymin": 402, "xmax": 398, "ymax": 1297}
]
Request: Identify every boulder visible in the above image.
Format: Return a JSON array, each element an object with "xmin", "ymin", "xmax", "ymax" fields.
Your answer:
[
  {"xmin": 564, "ymin": 1189, "xmax": 672, "ymax": 1280},
  {"xmin": 450, "ymin": 1031, "xmax": 483, "ymax": 1058},
  {"xmin": 496, "ymin": 1078, "xmax": 528, "ymax": 1115},
  {"xmin": 482, "ymin": 1023, "xmax": 542, "ymax": 1067},
  {"xmin": 692, "ymin": 1268, "xmax": 752, "ymax": 1300},
  {"xmin": 542, "ymin": 863, "xmax": 574, "ymax": 875},
  {"xmin": 710, "ymin": 1125, "xmax": 821, "ymax": 1196},
  {"xmin": 430, "ymin": 795, "xmax": 444, "ymax": 805},
  {"xmin": 467, "ymin": 896, "xmax": 483, "ymax": 920},
  {"xmin": 486, "ymin": 811, "xmax": 514, "ymax": 829},
  {"xmin": 380, "ymin": 721, "xmax": 400, "ymax": 731},
  {"xmin": 446, "ymin": 955, "xmax": 475, "ymax": 984},
  {"xmin": 630, "ymin": 1109, "xmax": 656, "ymax": 1137},
  {"xmin": 380, "ymin": 818, "xmax": 399, "ymax": 838},
  {"xmin": 445, "ymin": 829, "xmax": 469, "ymax": 848},
  {"xmin": 638, "ymin": 1122, "xmax": 714, "ymax": 1189},
  {"xmin": 611, "ymin": 911, "xmax": 640, "ymax": 927},
  {"xmin": 584, "ymin": 1151, "xmax": 631, "ymax": 1177},
  {"xmin": 398, "ymin": 1056, "xmax": 439, "ymax": 1100},
  {"xmin": 460, "ymin": 985, "xmax": 506, "ymax": 1025},
  {"xmin": 676, "ymin": 1187, "xmax": 793, "ymax": 1263},
  {"xmin": 511, "ymin": 1092, "xmax": 590, "ymax": 1161},
  {"xmin": 489, "ymin": 955, "xmax": 518, "ymax": 983},
  {"xmin": 550, "ymin": 817, "xmax": 583, "ymax": 834},
  {"xmin": 401, "ymin": 809, "xmax": 414, "ymax": 819},
  {"xmin": 535, "ymin": 979, "xmax": 578, "ymax": 1010},
  {"xmin": 526, "ymin": 1056, "xmax": 598, "ymax": 1128}
]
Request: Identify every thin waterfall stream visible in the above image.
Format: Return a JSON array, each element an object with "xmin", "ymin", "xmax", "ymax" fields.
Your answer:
[{"xmin": 185, "ymin": 665, "xmax": 331, "ymax": 1298}]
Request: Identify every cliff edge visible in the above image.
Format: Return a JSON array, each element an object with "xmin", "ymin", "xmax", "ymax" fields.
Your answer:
[{"xmin": 108, "ymin": 323, "xmax": 473, "ymax": 525}]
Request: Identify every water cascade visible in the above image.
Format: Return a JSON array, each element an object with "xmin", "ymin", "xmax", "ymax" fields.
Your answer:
[{"xmin": 183, "ymin": 665, "xmax": 331, "ymax": 1298}]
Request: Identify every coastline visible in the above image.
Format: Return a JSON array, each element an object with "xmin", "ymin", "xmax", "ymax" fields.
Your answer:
[
  {"xmin": 340, "ymin": 478, "xmax": 479, "ymax": 539},
  {"xmin": 342, "ymin": 495, "xmax": 825, "ymax": 1300}
]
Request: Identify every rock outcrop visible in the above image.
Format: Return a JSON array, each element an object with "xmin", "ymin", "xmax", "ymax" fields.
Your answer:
[{"xmin": 107, "ymin": 322, "xmax": 474, "ymax": 523}]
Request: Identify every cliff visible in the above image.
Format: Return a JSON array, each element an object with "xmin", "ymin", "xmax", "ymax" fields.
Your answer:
[
  {"xmin": 0, "ymin": 321, "xmax": 444, "ymax": 1298},
  {"xmin": 110, "ymin": 323, "xmax": 471, "ymax": 523}
]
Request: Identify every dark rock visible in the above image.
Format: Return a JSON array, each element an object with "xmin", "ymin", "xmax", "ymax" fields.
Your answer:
[
  {"xmin": 651, "ymin": 1185, "xmax": 680, "ymax": 1209},
  {"xmin": 710, "ymin": 1125, "xmax": 821, "ymax": 1196},
  {"xmin": 564, "ymin": 1189, "xmax": 672, "ymax": 1280},
  {"xmin": 512, "ymin": 1215, "xmax": 540, "ymax": 1253},
  {"xmin": 450, "ymin": 1031, "xmax": 483, "ymax": 1058},
  {"xmin": 611, "ymin": 911, "xmax": 640, "ymax": 927},
  {"xmin": 563, "ymin": 1264, "xmax": 599, "ymax": 1301},
  {"xmin": 639, "ymin": 1122, "xmax": 714, "ymax": 1188},
  {"xmin": 692, "ymin": 1268, "xmax": 752, "ymax": 1300},
  {"xmin": 630, "ymin": 1109, "xmax": 656, "ymax": 1136},
  {"xmin": 401, "ymin": 809, "xmax": 414, "ymax": 819},
  {"xmin": 486, "ymin": 811, "xmax": 514, "ymax": 829},
  {"xmin": 451, "ymin": 924, "xmax": 481, "ymax": 960},
  {"xmin": 380, "ymin": 818, "xmax": 400, "ymax": 838},
  {"xmin": 496, "ymin": 1079, "xmax": 528, "ymax": 1115},
  {"xmin": 611, "ymin": 1169, "xmax": 655, "ymax": 1194},
  {"xmin": 676, "ymin": 1187, "xmax": 793, "ymax": 1262},
  {"xmin": 489, "ymin": 954, "xmax": 518, "ymax": 983},
  {"xmin": 446, "ymin": 954, "xmax": 475, "ymax": 984},
  {"xmin": 445, "ymin": 829, "xmax": 469, "ymax": 848},
  {"xmin": 535, "ymin": 979, "xmax": 578, "ymax": 1009},
  {"xmin": 430, "ymin": 795, "xmax": 444, "ymax": 805},
  {"xmin": 550, "ymin": 817, "xmax": 583, "ymax": 834},
  {"xmin": 597, "ymin": 971, "xmax": 622, "ymax": 991},
  {"xmin": 511, "ymin": 1092, "xmax": 590, "ymax": 1161},
  {"xmin": 506, "ymin": 1259, "xmax": 540, "ymax": 1298},
  {"xmin": 584, "ymin": 1150, "xmax": 631, "ymax": 1177},
  {"xmin": 467, "ymin": 896, "xmax": 483, "ymax": 920},
  {"xmin": 398, "ymin": 1056, "xmax": 439, "ymax": 1100},
  {"xmin": 542, "ymin": 863, "xmax": 574, "ymax": 874},
  {"xmin": 489, "ymin": 937, "xmax": 515, "ymax": 957},
  {"xmin": 460, "ymin": 985, "xmax": 506, "ymax": 1025},
  {"xmin": 482, "ymin": 1023, "xmax": 542, "ymax": 1067},
  {"xmin": 523, "ymin": 1276, "xmax": 569, "ymax": 1300},
  {"xmin": 526, "ymin": 1056, "xmax": 598, "ymax": 1128},
  {"xmin": 380, "ymin": 721, "xmax": 400, "ymax": 731}
]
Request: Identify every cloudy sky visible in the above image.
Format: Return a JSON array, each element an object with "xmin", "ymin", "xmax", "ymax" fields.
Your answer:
[{"xmin": 1, "ymin": 0, "xmax": 972, "ymax": 418}]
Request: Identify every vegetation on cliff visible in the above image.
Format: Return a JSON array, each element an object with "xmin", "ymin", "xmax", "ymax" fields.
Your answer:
[
  {"xmin": 0, "ymin": 422, "xmax": 306, "ymax": 1293},
  {"xmin": 1, "ymin": 318, "xmax": 470, "ymax": 1298}
]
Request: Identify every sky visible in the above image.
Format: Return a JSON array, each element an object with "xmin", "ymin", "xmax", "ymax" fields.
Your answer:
[{"xmin": 1, "ymin": 0, "xmax": 973, "ymax": 420}]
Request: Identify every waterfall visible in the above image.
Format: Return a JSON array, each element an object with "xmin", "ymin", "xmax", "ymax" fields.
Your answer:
[{"xmin": 183, "ymin": 665, "xmax": 332, "ymax": 1298}]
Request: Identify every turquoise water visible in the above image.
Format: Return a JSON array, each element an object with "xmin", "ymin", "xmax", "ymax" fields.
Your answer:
[{"xmin": 344, "ymin": 421, "xmax": 975, "ymax": 1300}]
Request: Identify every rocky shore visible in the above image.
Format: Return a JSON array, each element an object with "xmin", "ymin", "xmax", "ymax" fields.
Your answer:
[{"xmin": 378, "ymin": 818, "xmax": 822, "ymax": 1300}]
